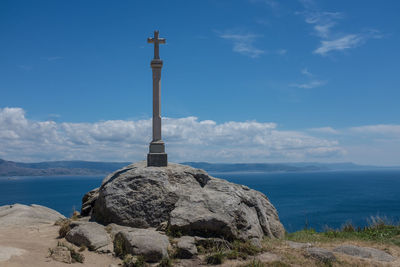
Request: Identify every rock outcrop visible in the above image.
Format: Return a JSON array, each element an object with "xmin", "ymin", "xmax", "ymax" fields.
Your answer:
[
  {"xmin": 0, "ymin": 204, "xmax": 65, "ymax": 227},
  {"xmin": 334, "ymin": 245, "xmax": 396, "ymax": 262},
  {"xmin": 82, "ymin": 161, "xmax": 284, "ymax": 242},
  {"xmin": 176, "ymin": 236, "xmax": 198, "ymax": 259},
  {"xmin": 114, "ymin": 228, "xmax": 170, "ymax": 262},
  {"xmin": 66, "ymin": 221, "xmax": 111, "ymax": 251}
]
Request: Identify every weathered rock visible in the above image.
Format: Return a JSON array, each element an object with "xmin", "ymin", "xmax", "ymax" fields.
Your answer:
[
  {"xmin": 333, "ymin": 245, "xmax": 396, "ymax": 262},
  {"xmin": 81, "ymin": 188, "xmax": 99, "ymax": 216},
  {"xmin": 0, "ymin": 204, "xmax": 65, "ymax": 227},
  {"xmin": 85, "ymin": 161, "xmax": 284, "ymax": 242},
  {"xmin": 50, "ymin": 246, "xmax": 72, "ymax": 264},
  {"xmin": 156, "ymin": 221, "xmax": 168, "ymax": 232},
  {"xmin": 287, "ymin": 241, "xmax": 312, "ymax": 249},
  {"xmin": 65, "ymin": 222, "xmax": 111, "ymax": 251},
  {"xmin": 306, "ymin": 247, "xmax": 336, "ymax": 263},
  {"xmin": 114, "ymin": 228, "xmax": 170, "ymax": 262},
  {"xmin": 176, "ymin": 236, "xmax": 198, "ymax": 259}
]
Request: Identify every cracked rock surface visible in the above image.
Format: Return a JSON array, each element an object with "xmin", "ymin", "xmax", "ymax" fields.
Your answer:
[{"xmin": 84, "ymin": 161, "xmax": 284, "ymax": 241}]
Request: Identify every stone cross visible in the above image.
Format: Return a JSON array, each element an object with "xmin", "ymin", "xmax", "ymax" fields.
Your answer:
[{"xmin": 147, "ymin": 30, "xmax": 168, "ymax": 167}]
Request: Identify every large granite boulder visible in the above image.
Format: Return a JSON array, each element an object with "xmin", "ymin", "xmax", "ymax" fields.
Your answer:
[
  {"xmin": 0, "ymin": 204, "xmax": 65, "ymax": 227},
  {"xmin": 114, "ymin": 228, "xmax": 170, "ymax": 262},
  {"xmin": 65, "ymin": 221, "xmax": 111, "ymax": 251},
  {"xmin": 83, "ymin": 161, "xmax": 284, "ymax": 241}
]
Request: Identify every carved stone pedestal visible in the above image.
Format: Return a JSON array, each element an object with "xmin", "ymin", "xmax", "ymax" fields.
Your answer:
[{"xmin": 147, "ymin": 141, "xmax": 168, "ymax": 167}]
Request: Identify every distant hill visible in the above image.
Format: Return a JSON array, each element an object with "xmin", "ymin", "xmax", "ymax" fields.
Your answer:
[
  {"xmin": 0, "ymin": 158, "xmax": 130, "ymax": 176},
  {"xmin": 0, "ymin": 158, "xmax": 397, "ymax": 177},
  {"xmin": 182, "ymin": 162, "xmax": 396, "ymax": 173}
]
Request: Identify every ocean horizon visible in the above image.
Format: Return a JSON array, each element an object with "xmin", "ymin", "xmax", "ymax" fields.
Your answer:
[{"xmin": 1, "ymin": 169, "xmax": 399, "ymax": 233}]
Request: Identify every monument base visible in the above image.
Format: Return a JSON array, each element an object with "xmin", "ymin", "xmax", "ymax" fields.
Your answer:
[{"xmin": 147, "ymin": 153, "xmax": 168, "ymax": 167}]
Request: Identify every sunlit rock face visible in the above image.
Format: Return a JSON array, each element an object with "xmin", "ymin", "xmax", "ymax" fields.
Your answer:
[{"xmin": 83, "ymin": 161, "xmax": 285, "ymax": 241}]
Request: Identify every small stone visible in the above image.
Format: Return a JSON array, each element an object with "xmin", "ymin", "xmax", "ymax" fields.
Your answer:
[
  {"xmin": 333, "ymin": 245, "xmax": 395, "ymax": 262},
  {"xmin": 50, "ymin": 246, "xmax": 72, "ymax": 264},
  {"xmin": 156, "ymin": 221, "xmax": 168, "ymax": 232},
  {"xmin": 65, "ymin": 222, "xmax": 111, "ymax": 251},
  {"xmin": 306, "ymin": 247, "xmax": 336, "ymax": 263},
  {"xmin": 114, "ymin": 228, "xmax": 170, "ymax": 262},
  {"xmin": 176, "ymin": 236, "xmax": 198, "ymax": 259},
  {"xmin": 287, "ymin": 241, "xmax": 312, "ymax": 249}
]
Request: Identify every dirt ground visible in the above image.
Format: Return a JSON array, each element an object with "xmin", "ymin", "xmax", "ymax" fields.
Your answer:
[
  {"xmin": 0, "ymin": 224, "xmax": 121, "ymax": 267},
  {"xmin": 1, "ymin": 224, "xmax": 400, "ymax": 267}
]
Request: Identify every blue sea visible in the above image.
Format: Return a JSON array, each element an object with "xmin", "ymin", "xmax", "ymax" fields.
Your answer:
[{"xmin": 1, "ymin": 170, "xmax": 399, "ymax": 232}]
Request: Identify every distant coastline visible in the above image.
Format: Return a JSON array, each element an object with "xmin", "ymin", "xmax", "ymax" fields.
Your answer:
[{"xmin": 1, "ymin": 158, "xmax": 398, "ymax": 177}]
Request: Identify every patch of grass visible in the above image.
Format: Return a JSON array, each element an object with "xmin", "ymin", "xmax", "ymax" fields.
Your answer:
[
  {"xmin": 78, "ymin": 245, "xmax": 86, "ymax": 252},
  {"xmin": 196, "ymin": 238, "xmax": 231, "ymax": 254},
  {"xmin": 71, "ymin": 212, "xmax": 80, "ymax": 221},
  {"xmin": 265, "ymin": 261, "xmax": 291, "ymax": 267},
  {"xmin": 114, "ymin": 234, "xmax": 127, "ymax": 258},
  {"xmin": 158, "ymin": 257, "xmax": 172, "ymax": 267},
  {"xmin": 105, "ymin": 225, "xmax": 112, "ymax": 234},
  {"xmin": 57, "ymin": 241, "xmax": 85, "ymax": 263},
  {"xmin": 122, "ymin": 254, "xmax": 133, "ymax": 267},
  {"xmin": 238, "ymin": 259, "xmax": 266, "ymax": 267},
  {"xmin": 132, "ymin": 255, "xmax": 146, "ymax": 267},
  {"xmin": 200, "ymin": 239, "xmax": 263, "ymax": 264},
  {"xmin": 58, "ymin": 219, "xmax": 71, "ymax": 238},
  {"xmin": 165, "ymin": 227, "xmax": 183, "ymax": 238},
  {"xmin": 206, "ymin": 250, "xmax": 225, "ymax": 265},
  {"xmin": 286, "ymin": 218, "xmax": 400, "ymax": 247},
  {"xmin": 233, "ymin": 240, "xmax": 262, "ymax": 256},
  {"xmin": 225, "ymin": 240, "xmax": 261, "ymax": 260}
]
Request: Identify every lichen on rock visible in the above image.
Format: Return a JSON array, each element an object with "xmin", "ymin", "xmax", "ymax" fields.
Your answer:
[{"xmin": 83, "ymin": 161, "xmax": 285, "ymax": 242}]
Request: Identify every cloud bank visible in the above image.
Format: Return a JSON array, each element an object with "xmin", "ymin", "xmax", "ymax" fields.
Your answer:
[{"xmin": 0, "ymin": 107, "xmax": 344, "ymax": 163}]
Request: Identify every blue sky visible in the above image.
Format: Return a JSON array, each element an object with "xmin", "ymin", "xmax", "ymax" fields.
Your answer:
[{"xmin": 1, "ymin": 0, "xmax": 400, "ymax": 165}]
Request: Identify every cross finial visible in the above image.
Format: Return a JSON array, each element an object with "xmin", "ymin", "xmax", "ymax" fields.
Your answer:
[{"xmin": 147, "ymin": 30, "xmax": 166, "ymax": 60}]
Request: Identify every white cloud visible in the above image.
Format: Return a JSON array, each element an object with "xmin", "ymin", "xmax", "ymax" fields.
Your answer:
[
  {"xmin": 301, "ymin": 68, "xmax": 313, "ymax": 77},
  {"xmin": 290, "ymin": 80, "xmax": 325, "ymax": 89},
  {"xmin": 350, "ymin": 125, "xmax": 400, "ymax": 137},
  {"xmin": 303, "ymin": 11, "xmax": 343, "ymax": 38},
  {"xmin": 309, "ymin": 127, "xmax": 340, "ymax": 135},
  {"xmin": 299, "ymin": 2, "xmax": 381, "ymax": 56},
  {"xmin": 314, "ymin": 34, "xmax": 365, "ymax": 56},
  {"xmin": 218, "ymin": 32, "xmax": 265, "ymax": 58},
  {"xmin": 0, "ymin": 107, "xmax": 344, "ymax": 163}
]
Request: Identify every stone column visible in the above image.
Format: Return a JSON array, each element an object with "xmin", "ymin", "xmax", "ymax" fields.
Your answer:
[{"xmin": 147, "ymin": 59, "xmax": 167, "ymax": 167}]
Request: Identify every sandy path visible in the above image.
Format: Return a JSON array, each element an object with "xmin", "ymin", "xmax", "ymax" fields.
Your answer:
[{"xmin": 0, "ymin": 225, "xmax": 121, "ymax": 267}]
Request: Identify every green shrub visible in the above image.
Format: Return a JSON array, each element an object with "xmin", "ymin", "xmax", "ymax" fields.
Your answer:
[
  {"xmin": 132, "ymin": 255, "xmax": 146, "ymax": 267},
  {"xmin": 56, "ymin": 242, "xmax": 84, "ymax": 263},
  {"xmin": 57, "ymin": 219, "xmax": 71, "ymax": 238},
  {"xmin": 239, "ymin": 259, "xmax": 266, "ymax": 267},
  {"xmin": 158, "ymin": 257, "xmax": 172, "ymax": 267},
  {"xmin": 206, "ymin": 250, "xmax": 225, "ymax": 265}
]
